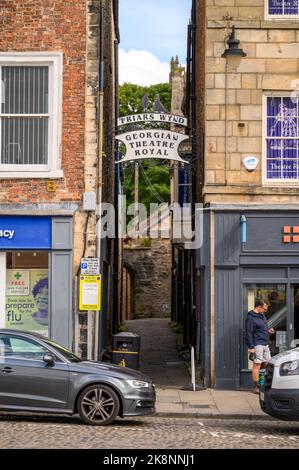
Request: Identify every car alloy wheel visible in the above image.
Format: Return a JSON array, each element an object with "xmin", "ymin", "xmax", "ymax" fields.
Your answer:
[{"xmin": 78, "ymin": 384, "xmax": 120, "ymax": 425}]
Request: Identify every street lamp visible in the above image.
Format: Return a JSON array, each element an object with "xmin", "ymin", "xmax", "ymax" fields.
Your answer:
[
  {"xmin": 221, "ymin": 25, "xmax": 247, "ymax": 184},
  {"xmin": 221, "ymin": 25, "xmax": 247, "ymax": 59},
  {"xmin": 222, "ymin": 25, "xmax": 247, "ymax": 72}
]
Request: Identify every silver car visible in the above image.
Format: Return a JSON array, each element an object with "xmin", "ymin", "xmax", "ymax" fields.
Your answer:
[{"xmin": 0, "ymin": 329, "xmax": 156, "ymax": 425}]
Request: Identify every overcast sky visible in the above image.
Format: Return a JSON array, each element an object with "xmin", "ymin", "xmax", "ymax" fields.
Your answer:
[{"xmin": 119, "ymin": 0, "xmax": 191, "ymax": 86}]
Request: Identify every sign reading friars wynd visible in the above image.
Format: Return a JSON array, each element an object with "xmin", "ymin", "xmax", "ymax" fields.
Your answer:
[
  {"xmin": 116, "ymin": 113, "xmax": 189, "ymax": 164},
  {"xmin": 118, "ymin": 113, "xmax": 188, "ymax": 127}
]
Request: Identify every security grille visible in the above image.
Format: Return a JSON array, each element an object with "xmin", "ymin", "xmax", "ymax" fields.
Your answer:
[{"xmin": 0, "ymin": 66, "xmax": 49, "ymax": 166}]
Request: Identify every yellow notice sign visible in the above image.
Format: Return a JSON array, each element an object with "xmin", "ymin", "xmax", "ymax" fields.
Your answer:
[{"xmin": 79, "ymin": 275, "xmax": 101, "ymax": 311}]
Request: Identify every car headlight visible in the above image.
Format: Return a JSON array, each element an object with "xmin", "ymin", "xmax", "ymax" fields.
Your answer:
[
  {"xmin": 280, "ymin": 360, "xmax": 299, "ymax": 376},
  {"xmin": 126, "ymin": 379, "xmax": 150, "ymax": 389}
]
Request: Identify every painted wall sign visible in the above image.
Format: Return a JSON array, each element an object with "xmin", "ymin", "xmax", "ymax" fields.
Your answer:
[
  {"xmin": 116, "ymin": 129, "xmax": 189, "ymax": 163},
  {"xmin": 0, "ymin": 216, "xmax": 52, "ymax": 249},
  {"xmin": 118, "ymin": 113, "xmax": 188, "ymax": 127},
  {"xmin": 0, "ymin": 230, "xmax": 14, "ymax": 239}
]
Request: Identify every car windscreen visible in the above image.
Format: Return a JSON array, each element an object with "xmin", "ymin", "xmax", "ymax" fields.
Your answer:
[{"xmin": 44, "ymin": 339, "xmax": 82, "ymax": 362}]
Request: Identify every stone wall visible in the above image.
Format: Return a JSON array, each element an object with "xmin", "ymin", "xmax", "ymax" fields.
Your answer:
[
  {"xmin": 199, "ymin": 0, "xmax": 299, "ymax": 203},
  {"xmin": 123, "ymin": 240, "xmax": 172, "ymax": 319}
]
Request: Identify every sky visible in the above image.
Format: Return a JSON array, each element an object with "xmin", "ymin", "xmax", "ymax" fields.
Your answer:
[{"xmin": 119, "ymin": 0, "xmax": 191, "ymax": 86}]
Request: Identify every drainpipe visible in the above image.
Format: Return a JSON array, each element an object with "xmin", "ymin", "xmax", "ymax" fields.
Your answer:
[
  {"xmin": 224, "ymin": 59, "xmax": 228, "ymax": 186},
  {"xmin": 94, "ymin": 0, "xmax": 105, "ymax": 359},
  {"xmin": 113, "ymin": 6, "xmax": 120, "ymax": 335},
  {"xmin": 210, "ymin": 210, "xmax": 215, "ymax": 388}
]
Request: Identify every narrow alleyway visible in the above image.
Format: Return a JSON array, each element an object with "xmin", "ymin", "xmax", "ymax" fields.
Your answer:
[{"xmin": 125, "ymin": 318, "xmax": 191, "ymax": 388}]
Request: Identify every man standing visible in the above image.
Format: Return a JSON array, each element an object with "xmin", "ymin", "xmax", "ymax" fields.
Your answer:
[{"xmin": 246, "ymin": 299, "xmax": 275, "ymax": 394}]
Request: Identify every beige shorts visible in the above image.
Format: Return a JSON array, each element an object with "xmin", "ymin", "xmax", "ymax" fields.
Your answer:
[{"xmin": 254, "ymin": 345, "xmax": 271, "ymax": 364}]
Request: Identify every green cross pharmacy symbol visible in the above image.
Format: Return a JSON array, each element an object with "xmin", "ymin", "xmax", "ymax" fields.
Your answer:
[{"xmin": 14, "ymin": 272, "xmax": 22, "ymax": 280}]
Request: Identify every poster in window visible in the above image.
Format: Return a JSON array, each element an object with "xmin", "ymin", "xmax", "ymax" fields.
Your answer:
[
  {"xmin": 267, "ymin": 97, "xmax": 299, "ymax": 179},
  {"xmin": 6, "ymin": 269, "xmax": 49, "ymax": 336},
  {"xmin": 268, "ymin": 0, "xmax": 298, "ymax": 15}
]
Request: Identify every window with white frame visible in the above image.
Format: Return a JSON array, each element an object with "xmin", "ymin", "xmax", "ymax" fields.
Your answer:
[
  {"xmin": 0, "ymin": 53, "xmax": 62, "ymax": 177},
  {"xmin": 266, "ymin": 0, "xmax": 299, "ymax": 18},
  {"xmin": 265, "ymin": 95, "xmax": 299, "ymax": 182}
]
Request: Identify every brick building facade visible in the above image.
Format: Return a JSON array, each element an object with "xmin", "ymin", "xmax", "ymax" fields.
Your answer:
[{"xmin": 0, "ymin": 1, "xmax": 119, "ymax": 359}]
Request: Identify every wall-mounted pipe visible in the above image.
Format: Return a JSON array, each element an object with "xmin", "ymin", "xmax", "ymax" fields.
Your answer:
[
  {"xmin": 240, "ymin": 215, "xmax": 247, "ymax": 244},
  {"xmin": 94, "ymin": 0, "xmax": 105, "ymax": 360}
]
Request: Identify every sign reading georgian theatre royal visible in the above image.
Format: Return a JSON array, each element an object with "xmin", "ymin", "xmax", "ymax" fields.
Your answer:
[{"xmin": 116, "ymin": 113, "xmax": 189, "ymax": 164}]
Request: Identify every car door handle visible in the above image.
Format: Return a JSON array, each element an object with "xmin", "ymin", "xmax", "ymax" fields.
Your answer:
[{"xmin": 1, "ymin": 367, "xmax": 14, "ymax": 373}]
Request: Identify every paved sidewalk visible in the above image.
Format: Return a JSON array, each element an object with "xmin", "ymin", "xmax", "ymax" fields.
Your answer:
[
  {"xmin": 155, "ymin": 387, "xmax": 266, "ymax": 418},
  {"xmin": 126, "ymin": 318, "xmax": 191, "ymax": 387},
  {"xmin": 125, "ymin": 318, "xmax": 268, "ymax": 419}
]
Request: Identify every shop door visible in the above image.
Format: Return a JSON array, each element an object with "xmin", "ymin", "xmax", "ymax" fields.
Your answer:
[
  {"xmin": 292, "ymin": 285, "xmax": 299, "ymax": 348},
  {"xmin": 243, "ymin": 284, "xmax": 289, "ymax": 370}
]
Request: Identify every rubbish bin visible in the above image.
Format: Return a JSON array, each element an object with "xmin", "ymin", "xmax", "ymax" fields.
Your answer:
[{"xmin": 111, "ymin": 332, "xmax": 140, "ymax": 370}]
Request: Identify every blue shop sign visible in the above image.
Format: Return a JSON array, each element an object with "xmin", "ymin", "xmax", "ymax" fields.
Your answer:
[{"xmin": 0, "ymin": 216, "xmax": 52, "ymax": 249}]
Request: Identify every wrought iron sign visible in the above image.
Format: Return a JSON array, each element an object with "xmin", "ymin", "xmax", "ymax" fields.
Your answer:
[{"xmin": 116, "ymin": 96, "xmax": 189, "ymax": 164}]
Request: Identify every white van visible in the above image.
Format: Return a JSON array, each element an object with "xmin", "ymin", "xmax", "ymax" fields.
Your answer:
[{"xmin": 260, "ymin": 347, "xmax": 299, "ymax": 420}]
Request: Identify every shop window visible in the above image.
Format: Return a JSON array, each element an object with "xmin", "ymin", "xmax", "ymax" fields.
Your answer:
[
  {"xmin": 243, "ymin": 284, "xmax": 287, "ymax": 369},
  {"xmin": 178, "ymin": 166, "xmax": 191, "ymax": 206},
  {"xmin": 266, "ymin": 0, "xmax": 299, "ymax": 18},
  {"xmin": 0, "ymin": 53, "xmax": 63, "ymax": 178},
  {"xmin": 5, "ymin": 252, "xmax": 49, "ymax": 336},
  {"xmin": 264, "ymin": 95, "xmax": 299, "ymax": 183}
]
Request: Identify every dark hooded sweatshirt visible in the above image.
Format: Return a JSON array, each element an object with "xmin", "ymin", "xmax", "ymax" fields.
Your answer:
[{"xmin": 245, "ymin": 311, "xmax": 269, "ymax": 349}]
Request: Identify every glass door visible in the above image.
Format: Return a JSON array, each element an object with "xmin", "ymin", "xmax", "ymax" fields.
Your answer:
[{"xmin": 243, "ymin": 284, "xmax": 288, "ymax": 370}]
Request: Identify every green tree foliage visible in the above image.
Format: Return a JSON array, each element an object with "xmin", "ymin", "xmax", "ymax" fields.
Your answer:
[
  {"xmin": 119, "ymin": 82, "xmax": 171, "ymax": 117},
  {"xmin": 124, "ymin": 160, "xmax": 170, "ymax": 212},
  {"xmin": 119, "ymin": 83, "xmax": 171, "ymax": 218}
]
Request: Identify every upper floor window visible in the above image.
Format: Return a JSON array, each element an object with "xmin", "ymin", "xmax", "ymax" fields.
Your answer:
[
  {"xmin": 266, "ymin": 0, "xmax": 299, "ymax": 18},
  {"xmin": 0, "ymin": 53, "xmax": 63, "ymax": 178},
  {"xmin": 264, "ymin": 95, "xmax": 299, "ymax": 182}
]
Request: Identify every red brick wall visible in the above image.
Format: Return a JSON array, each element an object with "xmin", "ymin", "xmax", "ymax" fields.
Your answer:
[{"xmin": 0, "ymin": 0, "xmax": 86, "ymax": 203}]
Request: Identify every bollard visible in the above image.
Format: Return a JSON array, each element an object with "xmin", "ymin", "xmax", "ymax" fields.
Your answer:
[{"xmin": 181, "ymin": 345, "xmax": 206, "ymax": 391}]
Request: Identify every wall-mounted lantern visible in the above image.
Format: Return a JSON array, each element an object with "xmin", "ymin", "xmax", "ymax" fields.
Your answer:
[{"xmin": 221, "ymin": 25, "xmax": 247, "ymax": 71}]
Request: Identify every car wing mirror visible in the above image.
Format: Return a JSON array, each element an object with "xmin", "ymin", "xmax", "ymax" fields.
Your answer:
[{"xmin": 43, "ymin": 353, "xmax": 55, "ymax": 366}]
